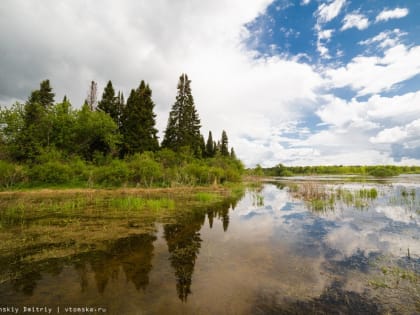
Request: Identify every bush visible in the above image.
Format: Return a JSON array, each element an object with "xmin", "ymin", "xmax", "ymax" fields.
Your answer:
[
  {"xmin": 368, "ymin": 166, "xmax": 400, "ymax": 177},
  {"xmin": 127, "ymin": 152, "xmax": 163, "ymax": 187},
  {"xmin": 0, "ymin": 161, "xmax": 26, "ymax": 188},
  {"xmin": 29, "ymin": 161, "xmax": 73, "ymax": 184},
  {"xmin": 93, "ymin": 160, "xmax": 129, "ymax": 186}
]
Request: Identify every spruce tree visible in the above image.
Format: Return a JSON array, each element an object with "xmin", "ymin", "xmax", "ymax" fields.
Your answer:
[
  {"xmin": 115, "ymin": 91, "xmax": 125, "ymax": 129},
  {"xmin": 18, "ymin": 80, "xmax": 55, "ymax": 160},
  {"xmin": 98, "ymin": 81, "xmax": 124, "ymax": 129},
  {"xmin": 162, "ymin": 74, "xmax": 201, "ymax": 155},
  {"xmin": 38, "ymin": 80, "xmax": 55, "ymax": 108},
  {"xmin": 121, "ymin": 80, "xmax": 159, "ymax": 155},
  {"xmin": 230, "ymin": 147, "xmax": 236, "ymax": 159},
  {"xmin": 205, "ymin": 131, "xmax": 215, "ymax": 157},
  {"xmin": 221, "ymin": 130, "xmax": 229, "ymax": 156}
]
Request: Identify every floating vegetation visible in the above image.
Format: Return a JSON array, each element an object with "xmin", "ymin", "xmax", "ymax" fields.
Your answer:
[
  {"xmin": 289, "ymin": 182, "xmax": 380, "ymax": 212},
  {"xmin": 194, "ymin": 192, "xmax": 220, "ymax": 203}
]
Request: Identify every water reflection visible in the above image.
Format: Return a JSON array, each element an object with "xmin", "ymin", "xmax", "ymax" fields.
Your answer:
[
  {"xmin": 0, "ymin": 193, "xmax": 241, "ymax": 306},
  {"xmin": 0, "ymin": 181, "xmax": 419, "ymax": 313}
]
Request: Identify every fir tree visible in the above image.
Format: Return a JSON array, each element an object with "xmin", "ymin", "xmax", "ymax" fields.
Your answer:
[
  {"xmin": 205, "ymin": 131, "xmax": 215, "ymax": 157},
  {"xmin": 221, "ymin": 130, "xmax": 229, "ymax": 156},
  {"xmin": 98, "ymin": 81, "xmax": 122, "ymax": 127},
  {"xmin": 162, "ymin": 74, "xmax": 201, "ymax": 155},
  {"xmin": 121, "ymin": 80, "xmax": 159, "ymax": 155}
]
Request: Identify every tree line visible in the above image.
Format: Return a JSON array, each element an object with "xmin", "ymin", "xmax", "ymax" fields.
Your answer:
[
  {"xmin": 0, "ymin": 74, "xmax": 243, "ymax": 188},
  {"xmin": 254, "ymin": 164, "xmax": 420, "ymax": 177}
]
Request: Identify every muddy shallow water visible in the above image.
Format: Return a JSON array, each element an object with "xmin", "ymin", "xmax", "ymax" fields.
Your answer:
[{"xmin": 0, "ymin": 177, "xmax": 419, "ymax": 314}]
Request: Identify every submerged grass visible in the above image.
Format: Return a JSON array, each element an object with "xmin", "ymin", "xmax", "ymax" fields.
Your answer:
[{"xmin": 289, "ymin": 182, "xmax": 379, "ymax": 212}]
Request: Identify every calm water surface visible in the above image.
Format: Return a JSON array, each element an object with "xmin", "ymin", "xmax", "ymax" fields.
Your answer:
[{"xmin": 0, "ymin": 177, "xmax": 419, "ymax": 314}]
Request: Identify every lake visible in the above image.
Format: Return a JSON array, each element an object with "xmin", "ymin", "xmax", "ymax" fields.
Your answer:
[{"xmin": 0, "ymin": 177, "xmax": 419, "ymax": 314}]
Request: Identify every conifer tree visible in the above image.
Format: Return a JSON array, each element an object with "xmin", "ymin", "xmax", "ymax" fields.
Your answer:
[
  {"xmin": 221, "ymin": 130, "xmax": 229, "ymax": 156},
  {"xmin": 162, "ymin": 74, "xmax": 201, "ymax": 155},
  {"xmin": 17, "ymin": 80, "xmax": 55, "ymax": 160},
  {"xmin": 205, "ymin": 131, "xmax": 215, "ymax": 157},
  {"xmin": 115, "ymin": 91, "xmax": 125, "ymax": 128},
  {"xmin": 97, "ymin": 81, "xmax": 124, "ymax": 128},
  {"xmin": 121, "ymin": 80, "xmax": 159, "ymax": 155},
  {"xmin": 38, "ymin": 80, "xmax": 55, "ymax": 108},
  {"xmin": 200, "ymin": 135, "xmax": 206, "ymax": 158},
  {"xmin": 230, "ymin": 147, "xmax": 236, "ymax": 159}
]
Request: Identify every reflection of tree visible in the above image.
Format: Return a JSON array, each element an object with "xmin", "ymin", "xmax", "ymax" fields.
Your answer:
[
  {"xmin": 164, "ymin": 193, "xmax": 244, "ymax": 302},
  {"xmin": 3, "ymin": 249, "xmax": 64, "ymax": 296},
  {"xmin": 1, "ymin": 233, "xmax": 157, "ymax": 297},
  {"xmin": 87, "ymin": 233, "xmax": 157, "ymax": 293},
  {"xmin": 164, "ymin": 213, "xmax": 203, "ymax": 302},
  {"xmin": 205, "ymin": 196, "xmax": 241, "ymax": 231}
]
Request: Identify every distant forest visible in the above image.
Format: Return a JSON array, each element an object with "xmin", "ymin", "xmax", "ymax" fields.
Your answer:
[
  {"xmin": 0, "ymin": 74, "xmax": 244, "ymax": 188},
  {"xmin": 255, "ymin": 164, "xmax": 420, "ymax": 177}
]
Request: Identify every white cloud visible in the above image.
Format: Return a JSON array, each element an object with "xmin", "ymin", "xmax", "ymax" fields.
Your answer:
[
  {"xmin": 370, "ymin": 119, "xmax": 420, "ymax": 144},
  {"xmin": 1, "ymin": 0, "xmax": 420, "ymax": 167},
  {"xmin": 341, "ymin": 13, "xmax": 369, "ymax": 31},
  {"xmin": 376, "ymin": 7, "xmax": 409, "ymax": 23},
  {"xmin": 301, "ymin": 0, "xmax": 311, "ymax": 5},
  {"xmin": 359, "ymin": 29, "xmax": 406, "ymax": 49},
  {"xmin": 318, "ymin": 29, "xmax": 334, "ymax": 40},
  {"xmin": 0, "ymin": 0, "xmax": 329, "ymax": 167},
  {"xmin": 370, "ymin": 127, "xmax": 408, "ymax": 144},
  {"xmin": 316, "ymin": 0, "xmax": 346, "ymax": 24},
  {"xmin": 314, "ymin": 0, "xmax": 346, "ymax": 58},
  {"xmin": 325, "ymin": 44, "xmax": 420, "ymax": 96}
]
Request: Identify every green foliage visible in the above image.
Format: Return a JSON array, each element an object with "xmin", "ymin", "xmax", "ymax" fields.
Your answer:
[
  {"xmin": 73, "ymin": 104, "xmax": 120, "ymax": 160},
  {"xmin": 261, "ymin": 164, "xmax": 407, "ymax": 177},
  {"xmin": 0, "ymin": 102, "xmax": 25, "ymax": 160},
  {"xmin": 368, "ymin": 166, "xmax": 400, "ymax": 177},
  {"xmin": 93, "ymin": 159, "xmax": 129, "ymax": 186},
  {"xmin": 127, "ymin": 152, "xmax": 163, "ymax": 187},
  {"xmin": 29, "ymin": 160, "xmax": 73, "ymax": 184},
  {"xmin": 0, "ymin": 160, "xmax": 26, "ymax": 188},
  {"xmin": 121, "ymin": 81, "xmax": 159, "ymax": 155},
  {"xmin": 0, "ymin": 78, "xmax": 245, "ymax": 189}
]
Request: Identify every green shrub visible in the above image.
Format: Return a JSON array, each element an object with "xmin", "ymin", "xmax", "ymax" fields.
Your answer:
[
  {"xmin": 29, "ymin": 161, "xmax": 73, "ymax": 184},
  {"xmin": 93, "ymin": 160, "xmax": 129, "ymax": 186},
  {"xmin": 0, "ymin": 161, "xmax": 26, "ymax": 188},
  {"xmin": 127, "ymin": 152, "xmax": 163, "ymax": 187},
  {"xmin": 368, "ymin": 166, "xmax": 399, "ymax": 177}
]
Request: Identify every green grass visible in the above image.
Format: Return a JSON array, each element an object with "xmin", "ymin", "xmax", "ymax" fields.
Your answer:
[{"xmin": 194, "ymin": 192, "xmax": 220, "ymax": 203}]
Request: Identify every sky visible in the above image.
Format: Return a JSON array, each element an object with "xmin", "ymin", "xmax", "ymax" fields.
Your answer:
[{"xmin": 1, "ymin": 0, "xmax": 420, "ymax": 167}]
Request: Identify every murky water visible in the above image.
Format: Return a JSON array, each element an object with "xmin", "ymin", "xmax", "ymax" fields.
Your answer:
[{"xmin": 0, "ymin": 178, "xmax": 419, "ymax": 314}]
